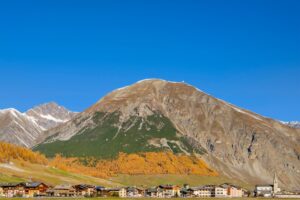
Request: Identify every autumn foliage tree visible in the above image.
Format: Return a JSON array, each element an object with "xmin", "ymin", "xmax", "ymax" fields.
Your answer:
[
  {"xmin": 50, "ymin": 152, "xmax": 218, "ymax": 178},
  {"xmin": 0, "ymin": 141, "xmax": 48, "ymax": 165}
]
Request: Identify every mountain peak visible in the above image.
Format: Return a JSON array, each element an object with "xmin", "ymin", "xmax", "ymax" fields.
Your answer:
[
  {"xmin": 26, "ymin": 102, "xmax": 77, "ymax": 131},
  {"xmin": 0, "ymin": 102, "xmax": 76, "ymax": 147}
]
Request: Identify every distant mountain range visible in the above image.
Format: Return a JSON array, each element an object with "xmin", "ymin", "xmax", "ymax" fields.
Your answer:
[
  {"xmin": 281, "ymin": 121, "xmax": 300, "ymax": 129},
  {"xmin": 0, "ymin": 79, "xmax": 299, "ymax": 190},
  {"xmin": 0, "ymin": 102, "xmax": 76, "ymax": 147}
]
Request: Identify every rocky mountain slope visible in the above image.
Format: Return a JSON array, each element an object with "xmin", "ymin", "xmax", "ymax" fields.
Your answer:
[
  {"xmin": 0, "ymin": 102, "xmax": 76, "ymax": 147},
  {"xmin": 34, "ymin": 79, "xmax": 300, "ymax": 190}
]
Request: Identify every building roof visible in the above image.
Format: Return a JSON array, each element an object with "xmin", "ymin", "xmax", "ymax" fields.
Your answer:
[
  {"xmin": 74, "ymin": 184, "xmax": 95, "ymax": 189},
  {"xmin": 220, "ymin": 183, "xmax": 241, "ymax": 189},
  {"xmin": 0, "ymin": 182, "xmax": 22, "ymax": 187},
  {"xmin": 255, "ymin": 184, "xmax": 273, "ymax": 187},
  {"xmin": 159, "ymin": 184, "xmax": 179, "ymax": 189},
  {"xmin": 22, "ymin": 182, "xmax": 44, "ymax": 188},
  {"xmin": 95, "ymin": 186, "xmax": 105, "ymax": 191},
  {"xmin": 53, "ymin": 184, "xmax": 74, "ymax": 190}
]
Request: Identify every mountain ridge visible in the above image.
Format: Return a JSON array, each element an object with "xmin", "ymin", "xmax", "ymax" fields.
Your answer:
[{"xmin": 0, "ymin": 102, "xmax": 76, "ymax": 147}]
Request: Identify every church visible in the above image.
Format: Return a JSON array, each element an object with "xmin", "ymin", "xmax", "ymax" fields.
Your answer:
[{"xmin": 254, "ymin": 173, "xmax": 281, "ymax": 197}]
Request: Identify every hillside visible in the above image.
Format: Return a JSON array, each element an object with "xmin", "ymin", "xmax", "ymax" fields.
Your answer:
[
  {"xmin": 0, "ymin": 142, "xmax": 220, "ymax": 187},
  {"xmin": 0, "ymin": 142, "xmax": 117, "ymax": 186},
  {"xmin": 0, "ymin": 102, "xmax": 76, "ymax": 147},
  {"xmin": 34, "ymin": 79, "xmax": 300, "ymax": 190},
  {"xmin": 49, "ymin": 152, "xmax": 217, "ymax": 179}
]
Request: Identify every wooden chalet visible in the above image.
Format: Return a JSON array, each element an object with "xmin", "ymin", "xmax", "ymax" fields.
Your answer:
[
  {"xmin": 47, "ymin": 184, "xmax": 76, "ymax": 197},
  {"xmin": 22, "ymin": 182, "xmax": 49, "ymax": 197},
  {"xmin": 73, "ymin": 184, "xmax": 95, "ymax": 197}
]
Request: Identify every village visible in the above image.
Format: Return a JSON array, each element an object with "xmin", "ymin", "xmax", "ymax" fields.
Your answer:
[
  {"xmin": 0, "ymin": 173, "xmax": 299, "ymax": 198},
  {"xmin": 0, "ymin": 182, "xmax": 248, "ymax": 198}
]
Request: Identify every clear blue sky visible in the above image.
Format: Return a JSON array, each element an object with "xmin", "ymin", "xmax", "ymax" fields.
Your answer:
[{"xmin": 0, "ymin": 0, "xmax": 299, "ymax": 121}]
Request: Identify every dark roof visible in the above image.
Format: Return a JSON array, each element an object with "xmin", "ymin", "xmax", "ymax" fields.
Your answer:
[
  {"xmin": 180, "ymin": 188, "xmax": 189, "ymax": 193},
  {"xmin": 95, "ymin": 186, "xmax": 105, "ymax": 191},
  {"xmin": 74, "ymin": 184, "xmax": 95, "ymax": 189},
  {"xmin": 0, "ymin": 183, "xmax": 23, "ymax": 187},
  {"xmin": 159, "ymin": 184, "xmax": 179, "ymax": 189}
]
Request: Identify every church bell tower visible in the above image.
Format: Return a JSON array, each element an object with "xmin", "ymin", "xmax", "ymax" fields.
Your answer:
[{"xmin": 273, "ymin": 172, "xmax": 280, "ymax": 195}]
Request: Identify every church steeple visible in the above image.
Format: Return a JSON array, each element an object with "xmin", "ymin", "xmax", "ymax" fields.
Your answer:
[{"xmin": 273, "ymin": 172, "xmax": 279, "ymax": 195}]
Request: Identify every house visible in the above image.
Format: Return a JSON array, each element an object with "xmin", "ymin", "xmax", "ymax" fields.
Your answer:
[
  {"xmin": 95, "ymin": 186, "xmax": 106, "ymax": 197},
  {"xmin": 146, "ymin": 187, "xmax": 164, "ymax": 198},
  {"xmin": 48, "ymin": 184, "xmax": 76, "ymax": 197},
  {"xmin": 74, "ymin": 184, "xmax": 95, "ymax": 197},
  {"xmin": 193, "ymin": 185, "xmax": 215, "ymax": 197},
  {"xmin": 220, "ymin": 183, "xmax": 243, "ymax": 197},
  {"xmin": 96, "ymin": 187, "xmax": 126, "ymax": 197},
  {"xmin": 126, "ymin": 187, "xmax": 144, "ymax": 197},
  {"xmin": 254, "ymin": 185, "xmax": 273, "ymax": 197},
  {"xmin": 118, "ymin": 187, "xmax": 127, "ymax": 198},
  {"xmin": 255, "ymin": 173, "xmax": 281, "ymax": 197},
  {"xmin": 22, "ymin": 182, "xmax": 49, "ymax": 197},
  {"xmin": 180, "ymin": 184, "xmax": 191, "ymax": 197},
  {"xmin": 0, "ymin": 183, "xmax": 25, "ymax": 197},
  {"xmin": 213, "ymin": 186, "xmax": 227, "ymax": 197},
  {"xmin": 158, "ymin": 185, "xmax": 181, "ymax": 198}
]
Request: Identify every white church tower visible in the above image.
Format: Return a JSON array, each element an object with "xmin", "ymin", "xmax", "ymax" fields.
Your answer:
[{"xmin": 273, "ymin": 172, "xmax": 280, "ymax": 195}]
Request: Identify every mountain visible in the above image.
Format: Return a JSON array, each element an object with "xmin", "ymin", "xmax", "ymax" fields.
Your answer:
[
  {"xmin": 282, "ymin": 121, "xmax": 300, "ymax": 129},
  {"xmin": 34, "ymin": 79, "xmax": 300, "ymax": 190},
  {"xmin": 0, "ymin": 102, "xmax": 76, "ymax": 147}
]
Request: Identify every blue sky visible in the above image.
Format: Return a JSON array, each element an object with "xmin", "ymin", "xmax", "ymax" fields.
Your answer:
[{"xmin": 0, "ymin": 0, "xmax": 299, "ymax": 121}]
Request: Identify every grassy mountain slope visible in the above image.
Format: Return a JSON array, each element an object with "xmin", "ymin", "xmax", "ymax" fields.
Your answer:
[
  {"xmin": 0, "ymin": 160, "xmax": 118, "ymax": 186},
  {"xmin": 35, "ymin": 112, "xmax": 205, "ymax": 158}
]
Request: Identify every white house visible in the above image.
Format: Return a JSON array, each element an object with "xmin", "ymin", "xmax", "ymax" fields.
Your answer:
[
  {"xmin": 213, "ymin": 186, "xmax": 227, "ymax": 197},
  {"xmin": 193, "ymin": 185, "xmax": 214, "ymax": 197}
]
